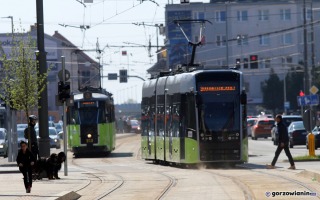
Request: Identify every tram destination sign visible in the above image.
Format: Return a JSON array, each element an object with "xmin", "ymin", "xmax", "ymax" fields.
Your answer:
[{"xmin": 199, "ymin": 86, "xmax": 236, "ymax": 92}]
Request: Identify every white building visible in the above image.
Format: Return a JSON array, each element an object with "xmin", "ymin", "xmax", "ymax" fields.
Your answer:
[{"xmin": 165, "ymin": 0, "xmax": 320, "ymax": 113}]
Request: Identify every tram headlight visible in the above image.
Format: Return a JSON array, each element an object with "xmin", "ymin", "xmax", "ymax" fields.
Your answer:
[{"xmin": 87, "ymin": 134, "xmax": 92, "ymax": 138}]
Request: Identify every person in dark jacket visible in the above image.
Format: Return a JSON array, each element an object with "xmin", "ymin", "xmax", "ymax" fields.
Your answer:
[
  {"xmin": 267, "ymin": 114, "xmax": 296, "ymax": 169},
  {"xmin": 16, "ymin": 141, "xmax": 36, "ymax": 193},
  {"xmin": 24, "ymin": 115, "xmax": 39, "ymax": 160}
]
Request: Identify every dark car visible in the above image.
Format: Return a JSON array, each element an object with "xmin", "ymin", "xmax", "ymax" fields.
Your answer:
[
  {"xmin": 271, "ymin": 115, "xmax": 302, "ymax": 145},
  {"xmin": 306, "ymin": 126, "xmax": 320, "ymax": 149},
  {"xmin": 288, "ymin": 121, "xmax": 307, "ymax": 148}
]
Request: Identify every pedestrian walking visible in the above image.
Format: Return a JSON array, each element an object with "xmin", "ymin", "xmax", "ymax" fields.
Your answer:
[
  {"xmin": 24, "ymin": 115, "xmax": 39, "ymax": 160},
  {"xmin": 267, "ymin": 114, "xmax": 296, "ymax": 170},
  {"xmin": 16, "ymin": 141, "xmax": 36, "ymax": 193}
]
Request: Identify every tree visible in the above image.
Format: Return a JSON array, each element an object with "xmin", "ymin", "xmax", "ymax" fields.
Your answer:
[
  {"xmin": 285, "ymin": 67, "xmax": 304, "ymax": 112},
  {"xmin": 261, "ymin": 68, "xmax": 283, "ymax": 114},
  {"xmin": 0, "ymin": 31, "xmax": 47, "ymax": 147}
]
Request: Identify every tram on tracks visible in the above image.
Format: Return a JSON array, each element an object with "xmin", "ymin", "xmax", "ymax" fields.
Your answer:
[
  {"xmin": 67, "ymin": 90, "xmax": 116, "ymax": 157},
  {"xmin": 141, "ymin": 69, "xmax": 248, "ymax": 165}
]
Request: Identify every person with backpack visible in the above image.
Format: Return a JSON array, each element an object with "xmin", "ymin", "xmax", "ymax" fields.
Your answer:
[
  {"xmin": 17, "ymin": 141, "xmax": 36, "ymax": 193},
  {"xmin": 24, "ymin": 115, "xmax": 39, "ymax": 160}
]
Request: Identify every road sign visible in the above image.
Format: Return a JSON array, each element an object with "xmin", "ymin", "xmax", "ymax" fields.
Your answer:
[
  {"xmin": 310, "ymin": 85, "xmax": 319, "ymax": 94},
  {"xmin": 284, "ymin": 101, "xmax": 290, "ymax": 109},
  {"xmin": 297, "ymin": 95, "xmax": 319, "ymax": 106}
]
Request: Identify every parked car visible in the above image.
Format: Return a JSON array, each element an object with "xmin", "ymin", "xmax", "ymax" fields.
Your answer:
[
  {"xmin": 0, "ymin": 128, "xmax": 8, "ymax": 157},
  {"xmin": 247, "ymin": 118, "xmax": 256, "ymax": 137},
  {"xmin": 35, "ymin": 127, "xmax": 61, "ymax": 149},
  {"xmin": 306, "ymin": 126, "xmax": 320, "ymax": 149},
  {"xmin": 271, "ymin": 115, "xmax": 302, "ymax": 145},
  {"xmin": 17, "ymin": 123, "xmax": 28, "ymax": 129},
  {"xmin": 17, "ymin": 128, "xmax": 27, "ymax": 149},
  {"xmin": 251, "ymin": 118, "xmax": 274, "ymax": 140},
  {"xmin": 288, "ymin": 121, "xmax": 307, "ymax": 148}
]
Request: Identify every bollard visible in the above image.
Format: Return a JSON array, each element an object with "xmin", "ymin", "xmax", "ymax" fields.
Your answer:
[{"xmin": 308, "ymin": 133, "xmax": 315, "ymax": 157}]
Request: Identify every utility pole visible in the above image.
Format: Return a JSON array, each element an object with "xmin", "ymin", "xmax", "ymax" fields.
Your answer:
[
  {"xmin": 303, "ymin": 0, "xmax": 309, "ymax": 95},
  {"xmin": 36, "ymin": 0, "xmax": 50, "ymax": 157}
]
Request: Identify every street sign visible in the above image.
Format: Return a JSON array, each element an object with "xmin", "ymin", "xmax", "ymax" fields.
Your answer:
[
  {"xmin": 310, "ymin": 85, "xmax": 319, "ymax": 94},
  {"xmin": 297, "ymin": 95, "xmax": 319, "ymax": 106},
  {"xmin": 284, "ymin": 101, "xmax": 290, "ymax": 109}
]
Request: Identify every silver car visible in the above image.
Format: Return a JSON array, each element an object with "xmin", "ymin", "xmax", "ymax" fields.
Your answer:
[{"xmin": 0, "ymin": 128, "xmax": 8, "ymax": 157}]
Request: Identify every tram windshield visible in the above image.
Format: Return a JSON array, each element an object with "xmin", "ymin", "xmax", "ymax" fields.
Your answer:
[{"xmin": 198, "ymin": 82, "xmax": 240, "ymax": 133}]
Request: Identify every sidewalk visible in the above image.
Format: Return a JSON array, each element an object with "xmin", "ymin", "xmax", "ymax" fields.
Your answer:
[
  {"xmin": 0, "ymin": 133, "xmax": 136, "ymax": 199},
  {"xmin": 0, "ymin": 151, "xmax": 87, "ymax": 200}
]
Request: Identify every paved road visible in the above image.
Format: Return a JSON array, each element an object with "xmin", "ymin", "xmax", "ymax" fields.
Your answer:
[{"xmin": 0, "ymin": 134, "xmax": 319, "ymax": 199}]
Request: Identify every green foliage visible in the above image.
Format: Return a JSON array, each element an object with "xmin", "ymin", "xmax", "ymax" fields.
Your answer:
[
  {"xmin": 261, "ymin": 68, "xmax": 283, "ymax": 113},
  {"xmin": 0, "ymin": 32, "xmax": 47, "ymax": 119},
  {"xmin": 285, "ymin": 67, "xmax": 304, "ymax": 111}
]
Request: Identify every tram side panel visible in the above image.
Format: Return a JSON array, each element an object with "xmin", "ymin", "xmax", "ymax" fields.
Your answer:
[
  {"xmin": 155, "ymin": 77, "xmax": 167, "ymax": 162},
  {"xmin": 141, "ymin": 80, "xmax": 157, "ymax": 161}
]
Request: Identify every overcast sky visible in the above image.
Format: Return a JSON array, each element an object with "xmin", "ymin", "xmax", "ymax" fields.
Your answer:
[{"xmin": 0, "ymin": 0, "xmax": 209, "ymax": 104}]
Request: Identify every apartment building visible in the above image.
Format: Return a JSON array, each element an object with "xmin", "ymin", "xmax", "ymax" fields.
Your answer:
[{"xmin": 165, "ymin": 0, "xmax": 320, "ymax": 112}]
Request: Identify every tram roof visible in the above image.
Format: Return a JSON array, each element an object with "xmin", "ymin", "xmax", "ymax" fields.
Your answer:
[{"xmin": 142, "ymin": 69, "xmax": 242, "ymax": 97}]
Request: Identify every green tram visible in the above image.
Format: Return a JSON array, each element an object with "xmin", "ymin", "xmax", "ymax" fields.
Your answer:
[
  {"xmin": 141, "ymin": 69, "xmax": 248, "ymax": 165},
  {"xmin": 67, "ymin": 91, "xmax": 116, "ymax": 157}
]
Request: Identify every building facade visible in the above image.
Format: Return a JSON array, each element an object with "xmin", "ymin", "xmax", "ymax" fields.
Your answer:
[
  {"xmin": 165, "ymin": 0, "xmax": 320, "ymax": 114},
  {"xmin": 0, "ymin": 26, "xmax": 100, "ymax": 122}
]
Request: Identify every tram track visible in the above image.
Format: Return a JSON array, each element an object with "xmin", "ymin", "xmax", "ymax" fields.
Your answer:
[{"xmin": 71, "ymin": 158, "xmax": 125, "ymax": 199}]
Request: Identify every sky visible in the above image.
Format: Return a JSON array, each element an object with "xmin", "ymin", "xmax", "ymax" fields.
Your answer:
[{"xmin": 0, "ymin": 0, "xmax": 210, "ymax": 104}]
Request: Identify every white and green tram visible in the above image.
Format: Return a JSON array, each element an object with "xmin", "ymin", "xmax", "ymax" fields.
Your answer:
[
  {"xmin": 141, "ymin": 69, "xmax": 248, "ymax": 165},
  {"xmin": 67, "ymin": 92, "xmax": 116, "ymax": 157}
]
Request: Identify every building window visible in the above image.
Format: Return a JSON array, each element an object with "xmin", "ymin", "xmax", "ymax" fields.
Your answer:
[
  {"xmin": 237, "ymin": 10, "xmax": 248, "ymax": 21},
  {"xmin": 302, "ymin": 8, "xmax": 312, "ymax": 20},
  {"xmin": 237, "ymin": 35, "xmax": 249, "ymax": 45},
  {"xmin": 258, "ymin": 10, "xmax": 269, "ymax": 21},
  {"xmin": 194, "ymin": 12, "xmax": 205, "ymax": 20},
  {"xmin": 260, "ymin": 58, "xmax": 271, "ymax": 69},
  {"xmin": 282, "ymin": 33, "xmax": 292, "ymax": 45},
  {"xmin": 215, "ymin": 11, "xmax": 226, "ymax": 22},
  {"xmin": 259, "ymin": 34, "xmax": 270, "ymax": 45},
  {"xmin": 280, "ymin": 9, "xmax": 291, "ymax": 20},
  {"xmin": 82, "ymin": 71, "xmax": 90, "ymax": 85},
  {"xmin": 216, "ymin": 35, "xmax": 226, "ymax": 47},
  {"xmin": 265, "ymin": 58, "xmax": 271, "ymax": 68},
  {"xmin": 307, "ymin": 32, "xmax": 313, "ymax": 43},
  {"xmin": 281, "ymin": 56, "xmax": 292, "ymax": 64}
]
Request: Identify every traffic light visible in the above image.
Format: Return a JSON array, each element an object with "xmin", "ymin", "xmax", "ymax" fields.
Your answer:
[
  {"xmin": 250, "ymin": 55, "xmax": 258, "ymax": 69},
  {"xmin": 119, "ymin": 69, "xmax": 127, "ymax": 83},
  {"xmin": 236, "ymin": 58, "xmax": 241, "ymax": 69},
  {"xmin": 58, "ymin": 81, "xmax": 70, "ymax": 102},
  {"xmin": 243, "ymin": 58, "xmax": 248, "ymax": 69},
  {"xmin": 299, "ymin": 90, "xmax": 305, "ymax": 97}
]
